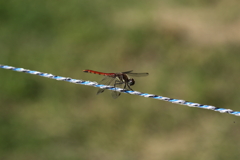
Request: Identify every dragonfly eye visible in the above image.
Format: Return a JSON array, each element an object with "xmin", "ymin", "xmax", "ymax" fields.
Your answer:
[{"xmin": 128, "ymin": 78, "xmax": 135, "ymax": 86}]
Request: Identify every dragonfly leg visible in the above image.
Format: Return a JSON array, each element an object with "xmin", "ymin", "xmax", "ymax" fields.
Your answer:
[
  {"xmin": 126, "ymin": 83, "xmax": 133, "ymax": 91},
  {"xmin": 123, "ymin": 83, "xmax": 126, "ymax": 90},
  {"xmin": 114, "ymin": 80, "xmax": 124, "ymax": 86}
]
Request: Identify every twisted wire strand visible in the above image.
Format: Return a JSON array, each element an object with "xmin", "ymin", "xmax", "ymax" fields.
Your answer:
[{"xmin": 1, "ymin": 64, "xmax": 240, "ymax": 116}]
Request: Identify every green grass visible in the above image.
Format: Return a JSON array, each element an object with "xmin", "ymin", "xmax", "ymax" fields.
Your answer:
[{"xmin": 1, "ymin": 0, "xmax": 240, "ymax": 159}]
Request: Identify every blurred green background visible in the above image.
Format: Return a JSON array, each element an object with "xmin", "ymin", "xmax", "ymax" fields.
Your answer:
[{"xmin": 1, "ymin": 0, "xmax": 240, "ymax": 159}]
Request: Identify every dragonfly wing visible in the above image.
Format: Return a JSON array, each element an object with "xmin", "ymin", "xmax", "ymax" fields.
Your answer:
[
  {"xmin": 121, "ymin": 70, "xmax": 133, "ymax": 74},
  {"xmin": 111, "ymin": 81, "xmax": 124, "ymax": 99},
  {"xmin": 126, "ymin": 72, "xmax": 149, "ymax": 77},
  {"xmin": 111, "ymin": 91, "xmax": 121, "ymax": 99},
  {"xmin": 97, "ymin": 88, "xmax": 106, "ymax": 95},
  {"xmin": 97, "ymin": 76, "xmax": 115, "ymax": 95}
]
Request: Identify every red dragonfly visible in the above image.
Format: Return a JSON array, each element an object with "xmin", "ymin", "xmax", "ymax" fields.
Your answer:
[{"xmin": 83, "ymin": 69, "xmax": 149, "ymax": 98}]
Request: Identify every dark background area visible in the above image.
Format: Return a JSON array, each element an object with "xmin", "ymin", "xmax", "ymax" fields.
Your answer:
[{"xmin": 1, "ymin": 0, "xmax": 240, "ymax": 159}]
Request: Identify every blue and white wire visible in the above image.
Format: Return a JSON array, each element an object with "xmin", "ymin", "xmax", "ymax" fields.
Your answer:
[{"xmin": 1, "ymin": 64, "xmax": 240, "ymax": 116}]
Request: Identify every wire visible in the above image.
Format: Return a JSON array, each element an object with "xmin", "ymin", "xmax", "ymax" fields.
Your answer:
[{"xmin": 1, "ymin": 64, "xmax": 240, "ymax": 116}]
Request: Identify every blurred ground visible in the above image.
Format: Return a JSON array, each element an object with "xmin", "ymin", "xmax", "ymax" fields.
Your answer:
[{"xmin": 1, "ymin": 0, "xmax": 240, "ymax": 160}]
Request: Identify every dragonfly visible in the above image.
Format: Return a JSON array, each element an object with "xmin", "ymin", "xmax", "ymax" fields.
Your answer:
[{"xmin": 83, "ymin": 69, "xmax": 149, "ymax": 98}]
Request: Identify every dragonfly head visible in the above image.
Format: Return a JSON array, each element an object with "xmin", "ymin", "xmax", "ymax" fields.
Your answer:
[{"xmin": 128, "ymin": 78, "xmax": 135, "ymax": 86}]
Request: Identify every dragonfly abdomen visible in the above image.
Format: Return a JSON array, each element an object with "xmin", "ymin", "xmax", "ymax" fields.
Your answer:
[{"xmin": 83, "ymin": 70, "xmax": 115, "ymax": 77}]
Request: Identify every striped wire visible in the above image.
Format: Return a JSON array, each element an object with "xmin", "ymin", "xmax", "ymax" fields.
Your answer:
[{"xmin": 1, "ymin": 64, "xmax": 240, "ymax": 116}]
